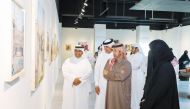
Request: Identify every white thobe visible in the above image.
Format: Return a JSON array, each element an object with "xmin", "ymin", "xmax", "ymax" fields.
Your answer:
[
  {"xmin": 128, "ymin": 53, "xmax": 146, "ymax": 109},
  {"xmin": 62, "ymin": 56, "xmax": 92, "ymax": 109},
  {"xmin": 84, "ymin": 51, "xmax": 95, "ymax": 83},
  {"xmin": 94, "ymin": 52, "xmax": 113, "ymax": 109}
]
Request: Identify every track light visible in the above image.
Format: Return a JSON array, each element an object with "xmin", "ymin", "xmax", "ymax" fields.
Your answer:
[
  {"xmin": 74, "ymin": 22, "xmax": 78, "ymax": 24},
  {"xmin": 82, "ymin": 9, "xmax": 85, "ymax": 12},
  {"xmin": 78, "ymin": 14, "xmax": 82, "ymax": 19},
  {"xmin": 74, "ymin": 19, "xmax": 78, "ymax": 24},
  {"xmin": 74, "ymin": 0, "xmax": 88, "ymax": 25},
  {"xmin": 84, "ymin": 3, "xmax": 88, "ymax": 6}
]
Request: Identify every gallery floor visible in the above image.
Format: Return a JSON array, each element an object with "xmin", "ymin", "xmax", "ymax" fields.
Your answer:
[{"xmin": 51, "ymin": 72, "xmax": 190, "ymax": 109}]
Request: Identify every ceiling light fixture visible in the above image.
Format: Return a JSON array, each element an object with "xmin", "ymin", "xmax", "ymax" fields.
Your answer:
[
  {"xmin": 74, "ymin": 0, "xmax": 88, "ymax": 25},
  {"xmin": 84, "ymin": 3, "xmax": 88, "ymax": 6},
  {"xmin": 74, "ymin": 19, "xmax": 78, "ymax": 24},
  {"xmin": 82, "ymin": 9, "xmax": 85, "ymax": 12},
  {"xmin": 74, "ymin": 21, "xmax": 78, "ymax": 24},
  {"xmin": 79, "ymin": 14, "xmax": 82, "ymax": 19}
]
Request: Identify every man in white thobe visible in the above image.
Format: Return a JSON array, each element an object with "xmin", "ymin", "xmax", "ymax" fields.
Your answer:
[
  {"xmin": 94, "ymin": 38, "xmax": 114, "ymax": 109},
  {"xmin": 62, "ymin": 45, "xmax": 92, "ymax": 109},
  {"xmin": 128, "ymin": 44, "xmax": 146, "ymax": 109}
]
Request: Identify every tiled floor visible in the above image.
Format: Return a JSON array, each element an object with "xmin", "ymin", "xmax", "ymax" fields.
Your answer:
[
  {"xmin": 51, "ymin": 73, "xmax": 190, "ymax": 109},
  {"xmin": 51, "ymin": 72, "xmax": 63, "ymax": 109},
  {"xmin": 51, "ymin": 72, "xmax": 96, "ymax": 109},
  {"xmin": 178, "ymin": 80, "xmax": 190, "ymax": 109}
]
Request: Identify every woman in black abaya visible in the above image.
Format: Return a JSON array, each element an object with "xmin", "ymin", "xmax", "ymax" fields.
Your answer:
[
  {"xmin": 140, "ymin": 39, "xmax": 180, "ymax": 109},
  {"xmin": 179, "ymin": 50, "xmax": 190, "ymax": 81}
]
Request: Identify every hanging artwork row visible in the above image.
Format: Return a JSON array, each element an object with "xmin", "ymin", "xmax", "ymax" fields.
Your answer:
[
  {"xmin": 32, "ymin": 0, "xmax": 59, "ymax": 91},
  {"xmin": 31, "ymin": 0, "xmax": 45, "ymax": 90}
]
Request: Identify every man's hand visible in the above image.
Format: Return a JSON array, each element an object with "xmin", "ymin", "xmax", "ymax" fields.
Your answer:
[
  {"xmin": 73, "ymin": 77, "xmax": 81, "ymax": 86},
  {"xmin": 111, "ymin": 58, "xmax": 116, "ymax": 64},
  {"xmin": 95, "ymin": 86, "xmax": 100, "ymax": 95},
  {"xmin": 140, "ymin": 99, "xmax": 145, "ymax": 107}
]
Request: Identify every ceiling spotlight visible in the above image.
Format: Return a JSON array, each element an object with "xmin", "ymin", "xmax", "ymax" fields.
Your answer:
[
  {"xmin": 81, "ymin": 12, "xmax": 84, "ymax": 15},
  {"xmin": 82, "ymin": 9, "xmax": 85, "ymax": 12},
  {"xmin": 84, "ymin": 3, "xmax": 88, "ymax": 6},
  {"xmin": 74, "ymin": 19, "xmax": 78, "ymax": 24},
  {"xmin": 79, "ymin": 14, "xmax": 82, "ymax": 19},
  {"xmin": 74, "ymin": 21, "xmax": 78, "ymax": 24}
]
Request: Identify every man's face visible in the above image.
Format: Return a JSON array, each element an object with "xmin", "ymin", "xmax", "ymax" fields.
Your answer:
[
  {"xmin": 131, "ymin": 47, "xmax": 139, "ymax": 54},
  {"xmin": 104, "ymin": 46, "xmax": 113, "ymax": 53},
  {"xmin": 74, "ymin": 49, "xmax": 83, "ymax": 58},
  {"xmin": 113, "ymin": 48, "xmax": 121, "ymax": 58},
  {"xmin": 131, "ymin": 47, "xmax": 136, "ymax": 54}
]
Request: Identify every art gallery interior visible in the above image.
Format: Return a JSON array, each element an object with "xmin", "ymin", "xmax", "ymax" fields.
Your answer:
[{"xmin": 0, "ymin": 0, "xmax": 190, "ymax": 109}]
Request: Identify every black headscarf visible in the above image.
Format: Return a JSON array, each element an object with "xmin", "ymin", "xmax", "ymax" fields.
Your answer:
[
  {"xmin": 179, "ymin": 50, "xmax": 190, "ymax": 64},
  {"xmin": 143, "ymin": 39, "xmax": 174, "ymax": 97}
]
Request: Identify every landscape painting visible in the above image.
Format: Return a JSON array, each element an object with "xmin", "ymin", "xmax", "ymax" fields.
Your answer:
[
  {"xmin": 34, "ymin": 0, "xmax": 45, "ymax": 89},
  {"xmin": 11, "ymin": 1, "xmax": 25, "ymax": 78}
]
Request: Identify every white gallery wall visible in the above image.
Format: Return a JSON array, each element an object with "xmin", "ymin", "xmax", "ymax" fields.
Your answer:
[
  {"xmin": 107, "ymin": 29, "xmax": 136, "ymax": 44},
  {"xmin": 135, "ymin": 26, "xmax": 190, "ymax": 58},
  {"xmin": 0, "ymin": 0, "xmax": 62, "ymax": 109},
  {"xmin": 62, "ymin": 28, "xmax": 95, "ymax": 61},
  {"xmin": 62, "ymin": 25, "xmax": 190, "ymax": 60},
  {"xmin": 160, "ymin": 27, "xmax": 182, "ymax": 59},
  {"xmin": 180, "ymin": 26, "xmax": 190, "ymax": 56},
  {"xmin": 62, "ymin": 28, "xmax": 137, "ymax": 60}
]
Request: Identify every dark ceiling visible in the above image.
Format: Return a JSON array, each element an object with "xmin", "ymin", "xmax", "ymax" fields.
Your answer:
[{"xmin": 56, "ymin": 0, "xmax": 190, "ymax": 30}]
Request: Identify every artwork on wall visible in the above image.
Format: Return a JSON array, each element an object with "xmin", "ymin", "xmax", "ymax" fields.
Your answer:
[
  {"xmin": 56, "ymin": 41, "xmax": 59, "ymax": 55},
  {"xmin": 45, "ymin": 31, "xmax": 50, "ymax": 62},
  {"xmin": 52, "ymin": 34, "xmax": 57, "ymax": 60},
  {"xmin": 49, "ymin": 39, "xmax": 53, "ymax": 63},
  {"xmin": 50, "ymin": 41, "xmax": 53, "ymax": 62},
  {"xmin": 125, "ymin": 44, "xmax": 132, "ymax": 52},
  {"xmin": 65, "ymin": 44, "xmax": 71, "ymax": 51},
  {"xmin": 7, "ymin": 0, "xmax": 25, "ymax": 82},
  {"xmin": 54, "ymin": 36, "xmax": 59, "ymax": 58},
  {"xmin": 33, "ymin": 0, "xmax": 45, "ymax": 90}
]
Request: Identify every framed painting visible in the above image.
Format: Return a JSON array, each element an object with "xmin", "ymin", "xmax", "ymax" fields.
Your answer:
[
  {"xmin": 49, "ymin": 39, "xmax": 52, "ymax": 63},
  {"xmin": 125, "ymin": 44, "xmax": 132, "ymax": 52},
  {"xmin": 65, "ymin": 44, "xmax": 71, "ymax": 51},
  {"xmin": 32, "ymin": 0, "xmax": 45, "ymax": 90},
  {"xmin": 6, "ymin": 0, "xmax": 25, "ymax": 82},
  {"xmin": 45, "ymin": 31, "xmax": 50, "ymax": 62},
  {"xmin": 52, "ymin": 34, "xmax": 57, "ymax": 60}
]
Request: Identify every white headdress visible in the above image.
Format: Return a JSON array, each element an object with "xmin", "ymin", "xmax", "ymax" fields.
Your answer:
[
  {"xmin": 132, "ymin": 43, "xmax": 144, "ymax": 55},
  {"xmin": 74, "ymin": 45, "xmax": 84, "ymax": 52},
  {"xmin": 102, "ymin": 38, "xmax": 114, "ymax": 48}
]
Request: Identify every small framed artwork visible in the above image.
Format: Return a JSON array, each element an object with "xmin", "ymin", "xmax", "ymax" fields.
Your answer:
[
  {"xmin": 65, "ymin": 44, "xmax": 71, "ymax": 51},
  {"xmin": 125, "ymin": 44, "xmax": 132, "ymax": 52}
]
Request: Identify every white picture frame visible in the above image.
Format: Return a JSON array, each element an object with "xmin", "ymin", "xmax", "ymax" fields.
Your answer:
[
  {"xmin": 5, "ymin": 0, "xmax": 25, "ymax": 82},
  {"xmin": 31, "ymin": 0, "xmax": 45, "ymax": 91}
]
